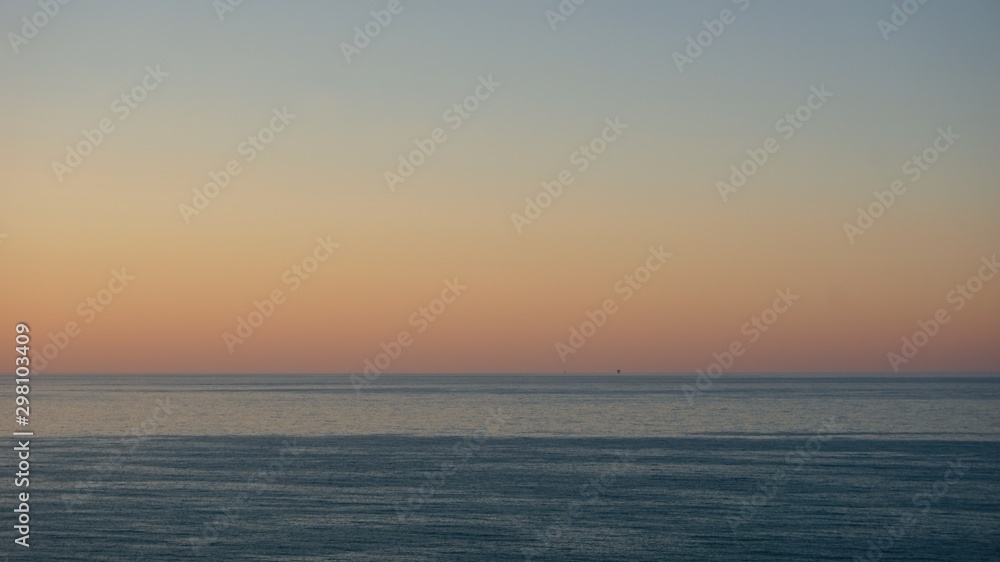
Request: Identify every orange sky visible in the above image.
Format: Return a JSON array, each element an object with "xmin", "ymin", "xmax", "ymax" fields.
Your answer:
[{"xmin": 2, "ymin": 1, "xmax": 999, "ymax": 374}]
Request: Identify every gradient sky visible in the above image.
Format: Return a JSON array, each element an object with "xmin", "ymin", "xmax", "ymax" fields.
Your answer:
[{"xmin": 2, "ymin": 0, "xmax": 999, "ymax": 374}]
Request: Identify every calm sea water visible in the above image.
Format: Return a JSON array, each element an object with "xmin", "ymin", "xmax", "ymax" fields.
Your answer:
[{"xmin": 14, "ymin": 374, "xmax": 1000, "ymax": 560}]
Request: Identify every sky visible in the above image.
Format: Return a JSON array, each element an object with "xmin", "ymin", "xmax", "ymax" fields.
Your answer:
[{"xmin": 1, "ymin": 0, "xmax": 999, "ymax": 374}]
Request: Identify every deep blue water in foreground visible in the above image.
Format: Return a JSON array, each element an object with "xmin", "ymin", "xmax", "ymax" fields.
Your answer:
[{"xmin": 10, "ymin": 375, "xmax": 1000, "ymax": 560}]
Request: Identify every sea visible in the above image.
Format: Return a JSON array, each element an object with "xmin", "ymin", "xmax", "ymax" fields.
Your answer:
[{"xmin": 12, "ymin": 374, "xmax": 1000, "ymax": 560}]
